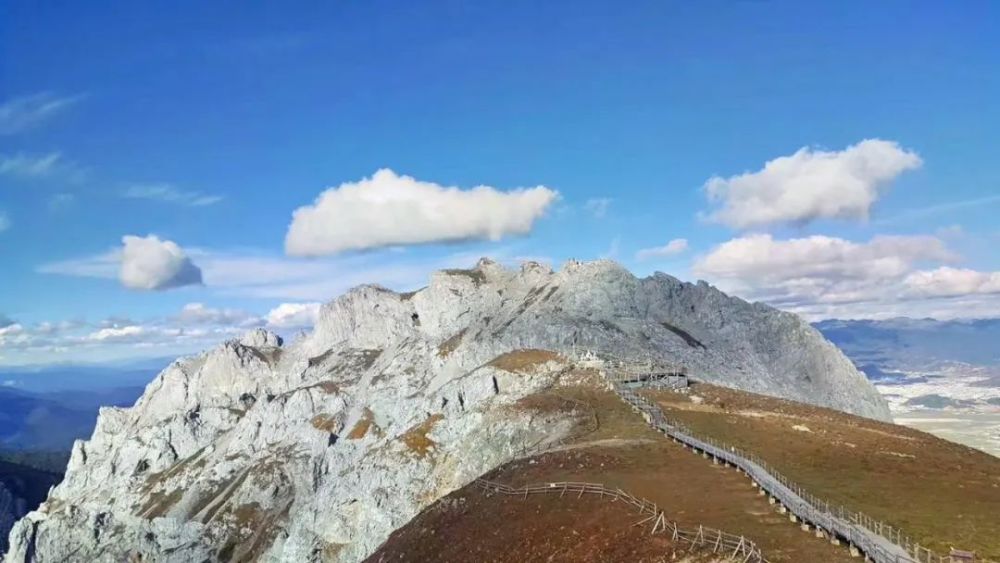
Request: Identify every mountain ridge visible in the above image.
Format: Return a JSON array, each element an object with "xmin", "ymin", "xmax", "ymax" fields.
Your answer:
[{"xmin": 4, "ymin": 258, "xmax": 889, "ymax": 562}]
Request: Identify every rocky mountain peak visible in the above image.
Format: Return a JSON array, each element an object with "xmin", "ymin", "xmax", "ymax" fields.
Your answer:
[{"xmin": 5, "ymin": 258, "xmax": 889, "ymax": 563}]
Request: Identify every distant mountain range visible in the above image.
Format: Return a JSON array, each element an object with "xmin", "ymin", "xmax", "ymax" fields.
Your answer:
[
  {"xmin": 0, "ymin": 360, "xmax": 158, "ymax": 454},
  {"xmin": 814, "ymin": 317, "xmax": 1000, "ymax": 371},
  {"xmin": 0, "ymin": 358, "xmax": 170, "ymax": 393},
  {"xmin": 0, "ymin": 459, "xmax": 61, "ymax": 554},
  {"xmin": 0, "ymin": 386, "xmax": 146, "ymax": 452},
  {"xmin": 814, "ymin": 317, "xmax": 1000, "ymax": 456}
]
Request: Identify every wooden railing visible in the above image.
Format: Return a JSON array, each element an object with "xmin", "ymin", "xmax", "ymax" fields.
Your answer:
[
  {"xmin": 475, "ymin": 479, "xmax": 767, "ymax": 562},
  {"xmin": 606, "ymin": 371, "xmax": 995, "ymax": 563}
]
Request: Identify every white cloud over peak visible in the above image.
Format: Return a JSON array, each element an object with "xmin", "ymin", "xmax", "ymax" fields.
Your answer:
[
  {"xmin": 265, "ymin": 302, "xmax": 321, "ymax": 329},
  {"xmin": 636, "ymin": 238, "xmax": 688, "ymax": 261},
  {"xmin": 695, "ymin": 234, "xmax": 952, "ymax": 286},
  {"xmin": 285, "ymin": 168, "xmax": 559, "ymax": 256},
  {"xmin": 0, "ymin": 299, "xmax": 329, "ymax": 365},
  {"xmin": 120, "ymin": 235, "xmax": 204, "ymax": 290},
  {"xmin": 904, "ymin": 267, "xmax": 1000, "ymax": 298},
  {"xmin": 0, "ymin": 92, "xmax": 82, "ymax": 135},
  {"xmin": 693, "ymin": 234, "xmax": 962, "ymax": 317},
  {"xmin": 175, "ymin": 303, "xmax": 260, "ymax": 327},
  {"xmin": 704, "ymin": 139, "xmax": 922, "ymax": 229},
  {"xmin": 123, "ymin": 183, "xmax": 224, "ymax": 207}
]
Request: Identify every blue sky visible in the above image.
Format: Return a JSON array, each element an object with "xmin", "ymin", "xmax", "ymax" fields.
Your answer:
[{"xmin": 1, "ymin": 1, "xmax": 999, "ymax": 365}]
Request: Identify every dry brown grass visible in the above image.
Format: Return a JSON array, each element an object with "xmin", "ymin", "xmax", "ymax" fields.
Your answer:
[
  {"xmin": 441, "ymin": 268, "xmax": 487, "ymax": 286},
  {"xmin": 366, "ymin": 471, "xmax": 725, "ymax": 563},
  {"xmin": 400, "ymin": 414, "xmax": 445, "ymax": 458},
  {"xmin": 135, "ymin": 448, "xmax": 209, "ymax": 517},
  {"xmin": 138, "ymin": 488, "xmax": 183, "ymax": 519},
  {"xmin": 436, "ymin": 329, "xmax": 467, "ymax": 358},
  {"xmin": 369, "ymin": 438, "xmax": 856, "ymax": 563},
  {"xmin": 310, "ymin": 413, "xmax": 339, "ymax": 433},
  {"xmin": 514, "ymin": 384, "xmax": 661, "ymax": 445},
  {"xmin": 314, "ymin": 381, "xmax": 340, "ymax": 394},
  {"xmin": 646, "ymin": 384, "xmax": 1000, "ymax": 558},
  {"xmin": 195, "ymin": 469, "xmax": 251, "ymax": 524},
  {"xmin": 307, "ymin": 349, "xmax": 335, "ymax": 368},
  {"xmin": 347, "ymin": 408, "xmax": 381, "ymax": 440},
  {"xmin": 488, "ymin": 349, "xmax": 562, "ymax": 374}
]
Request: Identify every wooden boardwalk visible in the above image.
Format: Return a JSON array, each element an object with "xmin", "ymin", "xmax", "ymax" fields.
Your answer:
[{"xmin": 608, "ymin": 374, "xmax": 989, "ymax": 563}]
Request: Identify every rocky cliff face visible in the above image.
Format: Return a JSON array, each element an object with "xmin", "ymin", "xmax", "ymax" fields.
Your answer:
[{"xmin": 4, "ymin": 259, "xmax": 890, "ymax": 562}]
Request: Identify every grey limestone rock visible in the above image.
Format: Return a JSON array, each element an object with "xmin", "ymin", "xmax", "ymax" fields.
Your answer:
[{"xmin": 5, "ymin": 258, "xmax": 889, "ymax": 562}]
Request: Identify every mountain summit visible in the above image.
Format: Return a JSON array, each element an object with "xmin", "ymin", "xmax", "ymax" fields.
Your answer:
[{"xmin": 5, "ymin": 258, "xmax": 888, "ymax": 562}]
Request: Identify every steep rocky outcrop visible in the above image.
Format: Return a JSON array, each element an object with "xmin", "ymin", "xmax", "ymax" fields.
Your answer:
[{"xmin": 4, "ymin": 259, "xmax": 889, "ymax": 562}]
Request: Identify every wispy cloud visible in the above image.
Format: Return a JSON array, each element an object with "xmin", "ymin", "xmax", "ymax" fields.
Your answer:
[
  {"xmin": 689, "ymin": 233, "xmax": 1000, "ymax": 320},
  {"xmin": 123, "ymin": 183, "xmax": 224, "ymax": 207},
  {"xmin": 0, "ymin": 92, "xmax": 83, "ymax": 135},
  {"xmin": 599, "ymin": 236, "xmax": 621, "ymax": 259},
  {"xmin": 0, "ymin": 211, "xmax": 9, "ymax": 233},
  {"xmin": 0, "ymin": 152, "xmax": 64, "ymax": 178},
  {"xmin": 636, "ymin": 238, "xmax": 688, "ymax": 261},
  {"xmin": 584, "ymin": 197, "xmax": 612, "ymax": 219},
  {"xmin": 876, "ymin": 194, "xmax": 1000, "ymax": 226},
  {"xmin": 0, "ymin": 300, "xmax": 321, "ymax": 366},
  {"xmin": 38, "ymin": 245, "xmax": 515, "ymax": 301}
]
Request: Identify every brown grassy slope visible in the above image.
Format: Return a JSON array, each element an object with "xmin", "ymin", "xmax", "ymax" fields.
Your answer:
[
  {"xmin": 365, "ymin": 479, "xmax": 724, "ymax": 563},
  {"xmin": 646, "ymin": 383, "xmax": 1000, "ymax": 559},
  {"xmin": 370, "ymin": 381, "xmax": 855, "ymax": 563}
]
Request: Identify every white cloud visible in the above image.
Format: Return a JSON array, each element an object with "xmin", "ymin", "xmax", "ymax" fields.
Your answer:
[
  {"xmin": 692, "ymin": 234, "xmax": 964, "ymax": 317},
  {"xmin": 0, "ymin": 323, "xmax": 30, "ymax": 349},
  {"xmin": 636, "ymin": 238, "xmax": 688, "ymax": 261},
  {"xmin": 120, "ymin": 235, "xmax": 204, "ymax": 290},
  {"xmin": 0, "ymin": 323, "xmax": 23, "ymax": 337},
  {"xmin": 704, "ymin": 139, "xmax": 922, "ymax": 229},
  {"xmin": 38, "ymin": 249, "xmax": 120, "ymax": 279},
  {"xmin": 123, "ymin": 183, "xmax": 224, "ymax": 207},
  {"xmin": 599, "ymin": 237, "xmax": 621, "ymax": 260},
  {"xmin": 0, "ymin": 210, "xmax": 9, "ymax": 233},
  {"xmin": 0, "ymin": 301, "xmax": 301, "ymax": 366},
  {"xmin": 175, "ymin": 303, "xmax": 261, "ymax": 327},
  {"xmin": 86, "ymin": 325, "xmax": 151, "ymax": 343},
  {"xmin": 584, "ymin": 198, "xmax": 612, "ymax": 218},
  {"xmin": 0, "ymin": 92, "xmax": 82, "ymax": 135},
  {"xmin": 695, "ymin": 234, "xmax": 951, "ymax": 286},
  {"xmin": 39, "ymin": 241, "xmax": 529, "ymax": 301},
  {"xmin": 877, "ymin": 194, "xmax": 1000, "ymax": 226},
  {"xmin": 265, "ymin": 303, "xmax": 321, "ymax": 329},
  {"xmin": 904, "ymin": 267, "xmax": 1000, "ymax": 298},
  {"xmin": 0, "ymin": 152, "xmax": 64, "ymax": 178},
  {"xmin": 285, "ymin": 168, "xmax": 559, "ymax": 256}
]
